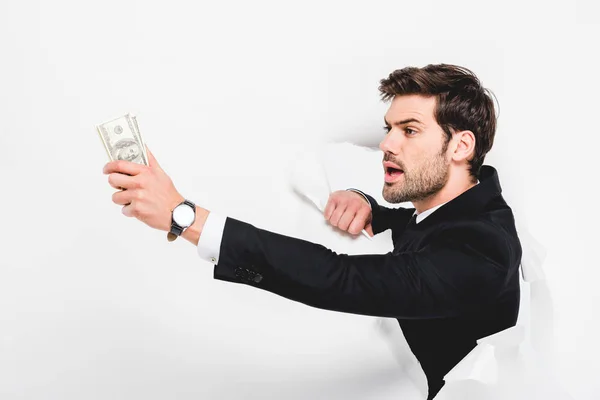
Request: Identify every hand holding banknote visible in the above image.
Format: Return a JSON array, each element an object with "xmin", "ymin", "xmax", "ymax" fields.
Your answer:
[
  {"xmin": 102, "ymin": 145, "xmax": 186, "ymax": 232},
  {"xmin": 98, "ymin": 113, "xmax": 189, "ymax": 235}
]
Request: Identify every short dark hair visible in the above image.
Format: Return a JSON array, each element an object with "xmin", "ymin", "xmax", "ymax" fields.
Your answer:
[{"xmin": 378, "ymin": 63, "xmax": 498, "ymax": 180}]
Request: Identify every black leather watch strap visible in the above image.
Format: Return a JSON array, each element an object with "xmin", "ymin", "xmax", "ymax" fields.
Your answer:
[{"xmin": 169, "ymin": 223, "xmax": 184, "ymax": 237}]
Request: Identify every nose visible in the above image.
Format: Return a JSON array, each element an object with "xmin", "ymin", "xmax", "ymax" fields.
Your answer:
[{"xmin": 379, "ymin": 130, "xmax": 400, "ymax": 154}]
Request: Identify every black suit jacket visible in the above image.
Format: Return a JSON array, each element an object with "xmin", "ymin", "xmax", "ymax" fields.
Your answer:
[{"xmin": 213, "ymin": 165, "xmax": 522, "ymax": 399}]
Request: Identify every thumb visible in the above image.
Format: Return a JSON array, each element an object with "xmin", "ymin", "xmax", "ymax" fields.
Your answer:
[{"xmin": 145, "ymin": 145, "xmax": 161, "ymax": 170}]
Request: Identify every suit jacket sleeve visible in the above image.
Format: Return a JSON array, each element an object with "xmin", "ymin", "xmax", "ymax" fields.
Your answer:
[{"xmin": 213, "ymin": 216, "xmax": 516, "ymax": 319}]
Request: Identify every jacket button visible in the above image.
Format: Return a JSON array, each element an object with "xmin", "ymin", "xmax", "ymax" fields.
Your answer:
[
  {"xmin": 234, "ymin": 267, "xmax": 247, "ymax": 279},
  {"xmin": 253, "ymin": 274, "xmax": 263, "ymax": 283}
]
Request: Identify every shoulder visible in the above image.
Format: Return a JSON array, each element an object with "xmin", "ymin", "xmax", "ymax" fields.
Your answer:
[{"xmin": 429, "ymin": 218, "xmax": 520, "ymax": 267}]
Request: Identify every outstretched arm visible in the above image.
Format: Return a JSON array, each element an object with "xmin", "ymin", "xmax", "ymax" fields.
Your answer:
[
  {"xmin": 101, "ymin": 155, "xmax": 515, "ymax": 320},
  {"xmin": 211, "ymin": 216, "xmax": 516, "ymax": 319}
]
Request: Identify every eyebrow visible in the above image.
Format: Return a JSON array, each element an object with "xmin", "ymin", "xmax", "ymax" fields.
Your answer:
[{"xmin": 384, "ymin": 117, "xmax": 425, "ymax": 127}]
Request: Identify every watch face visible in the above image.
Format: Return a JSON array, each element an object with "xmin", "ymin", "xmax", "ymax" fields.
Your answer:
[{"xmin": 173, "ymin": 204, "xmax": 195, "ymax": 227}]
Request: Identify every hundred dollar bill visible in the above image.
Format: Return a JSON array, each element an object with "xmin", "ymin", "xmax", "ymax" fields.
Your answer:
[
  {"xmin": 130, "ymin": 114, "xmax": 148, "ymax": 163},
  {"xmin": 97, "ymin": 113, "xmax": 148, "ymax": 166}
]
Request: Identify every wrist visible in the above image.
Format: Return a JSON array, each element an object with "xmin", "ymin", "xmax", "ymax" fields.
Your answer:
[
  {"xmin": 181, "ymin": 206, "xmax": 210, "ymax": 246},
  {"xmin": 346, "ymin": 188, "xmax": 372, "ymax": 209}
]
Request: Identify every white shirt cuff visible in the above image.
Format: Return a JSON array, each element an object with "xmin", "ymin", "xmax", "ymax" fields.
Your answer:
[{"xmin": 196, "ymin": 211, "xmax": 227, "ymax": 264}]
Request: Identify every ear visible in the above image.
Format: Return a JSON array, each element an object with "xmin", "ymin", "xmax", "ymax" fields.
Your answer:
[
  {"xmin": 146, "ymin": 145, "xmax": 162, "ymax": 170},
  {"xmin": 452, "ymin": 130, "xmax": 475, "ymax": 162}
]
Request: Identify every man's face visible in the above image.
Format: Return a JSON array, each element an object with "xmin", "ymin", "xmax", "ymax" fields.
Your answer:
[{"xmin": 379, "ymin": 94, "xmax": 451, "ymax": 204}]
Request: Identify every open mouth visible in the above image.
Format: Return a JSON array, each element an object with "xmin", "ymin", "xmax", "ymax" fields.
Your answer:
[
  {"xmin": 384, "ymin": 165, "xmax": 404, "ymax": 182},
  {"xmin": 386, "ymin": 166, "xmax": 403, "ymax": 175}
]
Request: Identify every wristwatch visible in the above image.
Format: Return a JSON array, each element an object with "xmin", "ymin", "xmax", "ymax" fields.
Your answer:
[{"xmin": 167, "ymin": 199, "xmax": 196, "ymax": 241}]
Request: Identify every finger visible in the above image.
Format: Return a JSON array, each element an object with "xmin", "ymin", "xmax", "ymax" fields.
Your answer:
[
  {"xmin": 349, "ymin": 208, "xmax": 370, "ymax": 235},
  {"xmin": 112, "ymin": 188, "xmax": 136, "ymax": 206},
  {"xmin": 364, "ymin": 223, "xmax": 374, "ymax": 237},
  {"xmin": 338, "ymin": 208, "xmax": 357, "ymax": 231},
  {"xmin": 122, "ymin": 203, "xmax": 135, "ymax": 217},
  {"xmin": 103, "ymin": 160, "xmax": 146, "ymax": 176},
  {"xmin": 107, "ymin": 173, "xmax": 138, "ymax": 190},
  {"xmin": 329, "ymin": 203, "xmax": 347, "ymax": 227},
  {"xmin": 324, "ymin": 197, "xmax": 337, "ymax": 220}
]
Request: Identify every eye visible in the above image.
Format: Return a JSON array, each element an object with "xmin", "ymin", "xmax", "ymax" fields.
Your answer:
[
  {"xmin": 383, "ymin": 125, "xmax": 391, "ymax": 134},
  {"xmin": 405, "ymin": 128, "xmax": 417, "ymax": 135}
]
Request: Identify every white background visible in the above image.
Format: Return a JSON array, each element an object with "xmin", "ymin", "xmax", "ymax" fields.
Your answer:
[{"xmin": 1, "ymin": 0, "xmax": 598, "ymax": 399}]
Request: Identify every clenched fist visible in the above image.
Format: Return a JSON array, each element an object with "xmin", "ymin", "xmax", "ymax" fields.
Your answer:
[{"xmin": 324, "ymin": 190, "xmax": 374, "ymax": 236}]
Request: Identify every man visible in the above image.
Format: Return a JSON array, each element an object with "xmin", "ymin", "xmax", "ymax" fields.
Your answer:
[{"xmin": 103, "ymin": 63, "xmax": 522, "ymax": 399}]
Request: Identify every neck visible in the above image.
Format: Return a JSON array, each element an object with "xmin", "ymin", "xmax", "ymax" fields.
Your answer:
[{"xmin": 412, "ymin": 170, "xmax": 477, "ymax": 214}]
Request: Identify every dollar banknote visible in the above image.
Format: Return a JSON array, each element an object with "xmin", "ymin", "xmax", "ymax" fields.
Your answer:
[
  {"xmin": 97, "ymin": 113, "xmax": 148, "ymax": 166},
  {"xmin": 130, "ymin": 114, "xmax": 148, "ymax": 163}
]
